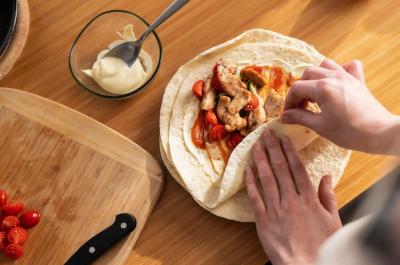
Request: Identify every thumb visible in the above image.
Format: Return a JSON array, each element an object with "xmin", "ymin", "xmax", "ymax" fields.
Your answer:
[
  {"xmin": 318, "ymin": 175, "xmax": 338, "ymax": 214},
  {"xmin": 280, "ymin": 108, "xmax": 321, "ymax": 132}
]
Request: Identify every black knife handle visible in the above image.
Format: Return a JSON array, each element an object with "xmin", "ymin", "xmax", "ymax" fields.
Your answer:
[{"xmin": 65, "ymin": 213, "xmax": 137, "ymax": 265}]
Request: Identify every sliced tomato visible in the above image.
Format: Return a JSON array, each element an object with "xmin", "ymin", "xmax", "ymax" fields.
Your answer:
[
  {"xmin": 0, "ymin": 231, "xmax": 6, "ymax": 250},
  {"xmin": 227, "ymin": 132, "xmax": 245, "ymax": 149},
  {"xmin": 208, "ymin": 124, "xmax": 227, "ymax": 142},
  {"xmin": 205, "ymin": 109, "xmax": 219, "ymax": 125},
  {"xmin": 244, "ymin": 94, "xmax": 259, "ymax": 111},
  {"xmin": 271, "ymin": 67, "xmax": 285, "ymax": 90},
  {"xmin": 1, "ymin": 216, "xmax": 20, "ymax": 231},
  {"xmin": 211, "ymin": 64, "xmax": 223, "ymax": 93},
  {"xmin": 2, "ymin": 202, "xmax": 24, "ymax": 216},
  {"xmin": 20, "ymin": 210, "xmax": 41, "ymax": 229},
  {"xmin": 191, "ymin": 111, "xmax": 206, "ymax": 149},
  {"xmin": 3, "ymin": 243, "xmax": 23, "ymax": 260},
  {"xmin": 192, "ymin": 80, "xmax": 204, "ymax": 99},
  {"xmin": 7, "ymin": 227, "xmax": 28, "ymax": 245},
  {"xmin": 0, "ymin": 190, "xmax": 7, "ymax": 206}
]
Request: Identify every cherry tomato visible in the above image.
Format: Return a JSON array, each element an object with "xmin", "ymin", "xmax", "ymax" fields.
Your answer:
[
  {"xmin": 211, "ymin": 64, "xmax": 223, "ymax": 93},
  {"xmin": 191, "ymin": 111, "xmax": 206, "ymax": 149},
  {"xmin": 3, "ymin": 243, "xmax": 23, "ymax": 260},
  {"xmin": 205, "ymin": 109, "xmax": 219, "ymax": 125},
  {"xmin": 7, "ymin": 227, "xmax": 27, "ymax": 245},
  {"xmin": 271, "ymin": 67, "xmax": 285, "ymax": 90},
  {"xmin": 1, "ymin": 216, "xmax": 20, "ymax": 231},
  {"xmin": 0, "ymin": 231, "xmax": 6, "ymax": 250},
  {"xmin": 2, "ymin": 202, "xmax": 24, "ymax": 216},
  {"xmin": 227, "ymin": 132, "xmax": 245, "ymax": 149},
  {"xmin": 0, "ymin": 190, "xmax": 7, "ymax": 206},
  {"xmin": 192, "ymin": 80, "xmax": 204, "ymax": 99},
  {"xmin": 244, "ymin": 94, "xmax": 259, "ymax": 111},
  {"xmin": 208, "ymin": 124, "xmax": 227, "ymax": 142},
  {"xmin": 20, "ymin": 210, "xmax": 41, "ymax": 229}
]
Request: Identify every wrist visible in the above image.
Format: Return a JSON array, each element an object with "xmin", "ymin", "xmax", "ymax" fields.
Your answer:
[{"xmin": 370, "ymin": 113, "xmax": 400, "ymax": 155}]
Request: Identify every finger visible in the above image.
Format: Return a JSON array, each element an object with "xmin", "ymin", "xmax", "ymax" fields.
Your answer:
[
  {"xmin": 318, "ymin": 175, "xmax": 339, "ymax": 215},
  {"xmin": 251, "ymin": 141, "xmax": 280, "ymax": 207},
  {"xmin": 280, "ymin": 108, "xmax": 322, "ymax": 133},
  {"xmin": 280, "ymin": 136, "xmax": 314, "ymax": 195},
  {"xmin": 245, "ymin": 167, "xmax": 267, "ymax": 219},
  {"xmin": 342, "ymin": 60, "xmax": 365, "ymax": 83},
  {"xmin": 320, "ymin": 59, "xmax": 346, "ymax": 72},
  {"xmin": 301, "ymin": 65, "xmax": 335, "ymax": 80},
  {"xmin": 262, "ymin": 129, "xmax": 297, "ymax": 199},
  {"xmin": 284, "ymin": 80, "xmax": 321, "ymax": 110}
]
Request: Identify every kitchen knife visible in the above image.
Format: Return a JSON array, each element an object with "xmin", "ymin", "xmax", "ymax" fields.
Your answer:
[{"xmin": 65, "ymin": 213, "xmax": 136, "ymax": 265}]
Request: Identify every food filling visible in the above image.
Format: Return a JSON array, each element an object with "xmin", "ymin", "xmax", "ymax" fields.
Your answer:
[{"xmin": 191, "ymin": 60, "xmax": 296, "ymax": 161}]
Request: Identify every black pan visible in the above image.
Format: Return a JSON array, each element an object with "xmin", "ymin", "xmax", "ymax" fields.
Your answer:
[{"xmin": 0, "ymin": 0, "xmax": 18, "ymax": 59}]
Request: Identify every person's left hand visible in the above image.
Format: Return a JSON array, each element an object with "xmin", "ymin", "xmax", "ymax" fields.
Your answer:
[{"xmin": 245, "ymin": 129, "xmax": 342, "ymax": 265}]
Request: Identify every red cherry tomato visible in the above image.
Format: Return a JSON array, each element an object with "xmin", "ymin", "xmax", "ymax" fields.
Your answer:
[
  {"xmin": 227, "ymin": 132, "xmax": 245, "ymax": 149},
  {"xmin": 7, "ymin": 227, "xmax": 28, "ymax": 245},
  {"xmin": 205, "ymin": 109, "xmax": 219, "ymax": 125},
  {"xmin": 0, "ymin": 231, "xmax": 6, "ymax": 250},
  {"xmin": 208, "ymin": 124, "xmax": 227, "ymax": 142},
  {"xmin": 191, "ymin": 111, "xmax": 206, "ymax": 149},
  {"xmin": 244, "ymin": 94, "xmax": 259, "ymax": 111},
  {"xmin": 271, "ymin": 67, "xmax": 285, "ymax": 91},
  {"xmin": 0, "ymin": 190, "xmax": 7, "ymax": 206},
  {"xmin": 211, "ymin": 64, "xmax": 223, "ymax": 93},
  {"xmin": 20, "ymin": 210, "xmax": 41, "ymax": 229},
  {"xmin": 1, "ymin": 216, "xmax": 20, "ymax": 231},
  {"xmin": 3, "ymin": 243, "xmax": 23, "ymax": 260},
  {"xmin": 2, "ymin": 202, "xmax": 24, "ymax": 216},
  {"xmin": 192, "ymin": 80, "xmax": 204, "ymax": 99}
]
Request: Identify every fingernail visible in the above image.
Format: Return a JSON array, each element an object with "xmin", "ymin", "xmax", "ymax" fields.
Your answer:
[
  {"xmin": 326, "ymin": 175, "xmax": 333, "ymax": 188},
  {"xmin": 263, "ymin": 128, "xmax": 271, "ymax": 138},
  {"xmin": 280, "ymin": 112, "xmax": 289, "ymax": 123},
  {"xmin": 245, "ymin": 167, "xmax": 252, "ymax": 183},
  {"xmin": 252, "ymin": 141, "xmax": 261, "ymax": 152},
  {"xmin": 281, "ymin": 135, "xmax": 290, "ymax": 146}
]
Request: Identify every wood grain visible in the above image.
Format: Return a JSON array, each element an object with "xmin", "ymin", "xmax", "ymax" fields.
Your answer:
[
  {"xmin": 0, "ymin": 88, "xmax": 164, "ymax": 265},
  {"xmin": 0, "ymin": 0, "xmax": 30, "ymax": 80},
  {"xmin": 0, "ymin": 0, "xmax": 400, "ymax": 264}
]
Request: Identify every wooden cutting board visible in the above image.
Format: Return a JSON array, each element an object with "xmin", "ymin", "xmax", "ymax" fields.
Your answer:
[{"xmin": 0, "ymin": 87, "xmax": 164, "ymax": 264}]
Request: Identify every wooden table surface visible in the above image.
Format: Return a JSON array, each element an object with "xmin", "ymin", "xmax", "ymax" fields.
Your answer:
[{"xmin": 1, "ymin": 0, "xmax": 400, "ymax": 264}]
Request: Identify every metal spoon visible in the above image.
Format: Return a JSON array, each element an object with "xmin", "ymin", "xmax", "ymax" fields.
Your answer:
[{"xmin": 104, "ymin": 0, "xmax": 189, "ymax": 67}]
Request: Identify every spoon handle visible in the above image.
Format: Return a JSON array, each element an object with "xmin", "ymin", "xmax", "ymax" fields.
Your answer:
[{"xmin": 140, "ymin": 0, "xmax": 190, "ymax": 42}]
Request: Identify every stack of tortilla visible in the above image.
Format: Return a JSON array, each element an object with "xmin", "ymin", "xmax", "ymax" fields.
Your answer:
[{"xmin": 159, "ymin": 29, "xmax": 351, "ymax": 222}]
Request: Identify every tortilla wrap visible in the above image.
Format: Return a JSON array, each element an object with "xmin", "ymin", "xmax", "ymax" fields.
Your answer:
[{"xmin": 159, "ymin": 29, "xmax": 351, "ymax": 221}]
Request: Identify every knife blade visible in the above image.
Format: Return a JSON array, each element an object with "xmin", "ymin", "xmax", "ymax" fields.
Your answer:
[{"xmin": 64, "ymin": 213, "xmax": 136, "ymax": 265}]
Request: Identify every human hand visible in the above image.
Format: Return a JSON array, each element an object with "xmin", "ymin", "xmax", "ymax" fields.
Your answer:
[
  {"xmin": 281, "ymin": 59, "xmax": 400, "ymax": 154},
  {"xmin": 245, "ymin": 129, "xmax": 342, "ymax": 265}
]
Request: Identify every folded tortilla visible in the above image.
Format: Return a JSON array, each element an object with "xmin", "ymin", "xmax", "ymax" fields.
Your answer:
[{"xmin": 159, "ymin": 29, "xmax": 351, "ymax": 222}]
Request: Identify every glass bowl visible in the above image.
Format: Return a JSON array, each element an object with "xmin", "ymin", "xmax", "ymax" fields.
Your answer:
[{"xmin": 69, "ymin": 10, "xmax": 162, "ymax": 99}]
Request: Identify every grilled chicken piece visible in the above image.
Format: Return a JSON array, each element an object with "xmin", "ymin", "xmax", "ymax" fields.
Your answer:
[
  {"xmin": 200, "ymin": 78, "xmax": 216, "ymax": 110},
  {"xmin": 248, "ymin": 104, "xmax": 267, "ymax": 130},
  {"xmin": 217, "ymin": 96, "xmax": 247, "ymax": 132},
  {"xmin": 224, "ymin": 113, "xmax": 247, "ymax": 132},
  {"xmin": 228, "ymin": 90, "xmax": 252, "ymax": 114},
  {"xmin": 264, "ymin": 89, "xmax": 285, "ymax": 120},
  {"xmin": 217, "ymin": 64, "xmax": 246, "ymax": 97},
  {"xmin": 240, "ymin": 68, "xmax": 267, "ymax": 87}
]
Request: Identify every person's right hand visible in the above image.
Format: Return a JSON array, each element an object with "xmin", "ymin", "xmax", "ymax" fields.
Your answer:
[{"xmin": 281, "ymin": 59, "xmax": 400, "ymax": 154}]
